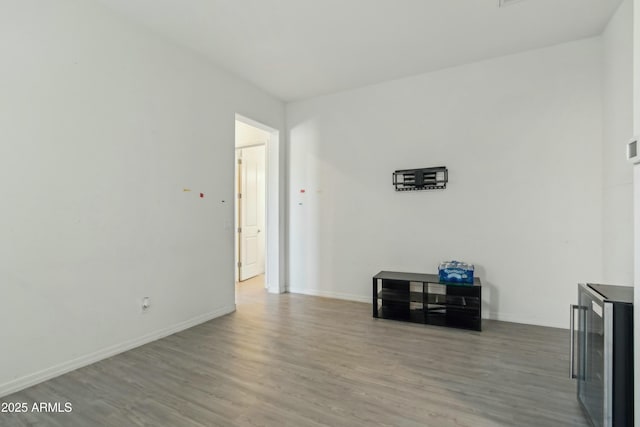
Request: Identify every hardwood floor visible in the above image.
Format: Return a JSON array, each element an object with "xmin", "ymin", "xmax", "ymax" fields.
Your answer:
[{"xmin": 1, "ymin": 276, "xmax": 588, "ymax": 427}]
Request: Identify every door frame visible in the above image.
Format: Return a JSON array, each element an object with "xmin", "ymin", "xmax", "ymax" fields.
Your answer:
[{"xmin": 235, "ymin": 114, "xmax": 285, "ymax": 294}]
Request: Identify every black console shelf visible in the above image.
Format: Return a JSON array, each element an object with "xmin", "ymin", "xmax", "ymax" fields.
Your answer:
[{"xmin": 373, "ymin": 271, "xmax": 482, "ymax": 331}]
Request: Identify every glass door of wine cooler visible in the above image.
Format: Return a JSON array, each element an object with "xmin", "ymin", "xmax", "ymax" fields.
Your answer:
[{"xmin": 575, "ymin": 283, "xmax": 606, "ymax": 427}]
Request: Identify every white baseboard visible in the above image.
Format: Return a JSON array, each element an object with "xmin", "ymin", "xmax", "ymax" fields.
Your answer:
[
  {"xmin": 289, "ymin": 287, "xmax": 371, "ymax": 303},
  {"xmin": 484, "ymin": 310, "xmax": 564, "ymax": 329},
  {"xmin": 0, "ymin": 304, "xmax": 236, "ymax": 398},
  {"xmin": 289, "ymin": 289, "xmax": 565, "ymax": 329}
]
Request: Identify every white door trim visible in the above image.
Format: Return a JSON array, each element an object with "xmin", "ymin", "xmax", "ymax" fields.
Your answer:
[{"xmin": 235, "ymin": 114, "xmax": 285, "ymax": 294}]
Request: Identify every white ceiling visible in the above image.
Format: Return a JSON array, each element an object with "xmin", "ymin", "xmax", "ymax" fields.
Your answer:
[{"xmin": 96, "ymin": 0, "xmax": 622, "ymax": 102}]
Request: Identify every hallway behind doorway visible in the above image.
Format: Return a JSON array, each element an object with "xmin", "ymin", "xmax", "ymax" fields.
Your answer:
[{"xmin": 235, "ymin": 120, "xmax": 267, "ymax": 284}]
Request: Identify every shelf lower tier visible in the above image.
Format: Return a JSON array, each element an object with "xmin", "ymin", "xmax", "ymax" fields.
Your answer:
[
  {"xmin": 376, "ymin": 307, "xmax": 481, "ymax": 331},
  {"xmin": 377, "ymin": 290, "xmax": 479, "ymax": 309}
]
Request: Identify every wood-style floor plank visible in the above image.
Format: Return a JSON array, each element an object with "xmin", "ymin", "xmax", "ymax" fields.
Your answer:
[{"xmin": 1, "ymin": 276, "xmax": 588, "ymax": 427}]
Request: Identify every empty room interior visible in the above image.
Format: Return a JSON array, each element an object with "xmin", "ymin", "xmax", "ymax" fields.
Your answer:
[{"xmin": 2, "ymin": 0, "xmax": 640, "ymax": 426}]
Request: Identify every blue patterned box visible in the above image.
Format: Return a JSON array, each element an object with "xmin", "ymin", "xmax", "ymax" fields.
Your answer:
[{"xmin": 438, "ymin": 261, "xmax": 474, "ymax": 284}]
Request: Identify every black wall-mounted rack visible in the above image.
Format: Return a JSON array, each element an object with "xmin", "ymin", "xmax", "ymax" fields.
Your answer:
[{"xmin": 393, "ymin": 166, "xmax": 448, "ymax": 191}]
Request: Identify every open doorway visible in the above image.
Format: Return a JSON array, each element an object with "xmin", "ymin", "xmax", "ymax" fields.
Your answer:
[
  {"xmin": 234, "ymin": 114, "xmax": 284, "ymax": 297},
  {"xmin": 235, "ymin": 122, "xmax": 267, "ymax": 287}
]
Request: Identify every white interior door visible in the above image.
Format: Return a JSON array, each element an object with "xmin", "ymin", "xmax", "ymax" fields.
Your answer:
[{"xmin": 239, "ymin": 145, "xmax": 265, "ymax": 281}]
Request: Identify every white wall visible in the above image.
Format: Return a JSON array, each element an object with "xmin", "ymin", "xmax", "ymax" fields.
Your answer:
[
  {"xmin": 602, "ymin": 1, "xmax": 636, "ymax": 419},
  {"xmin": 602, "ymin": 1, "xmax": 637, "ymax": 421},
  {"xmin": 632, "ymin": 0, "xmax": 640, "ymax": 422},
  {"xmin": 287, "ymin": 38, "xmax": 604, "ymax": 329},
  {"xmin": 0, "ymin": 0, "xmax": 284, "ymax": 396},
  {"xmin": 603, "ymin": 0, "xmax": 634, "ymax": 286}
]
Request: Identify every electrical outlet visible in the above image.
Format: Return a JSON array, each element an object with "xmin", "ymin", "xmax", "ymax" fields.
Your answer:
[{"xmin": 142, "ymin": 297, "xmax": 150, "ymax": 312}]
